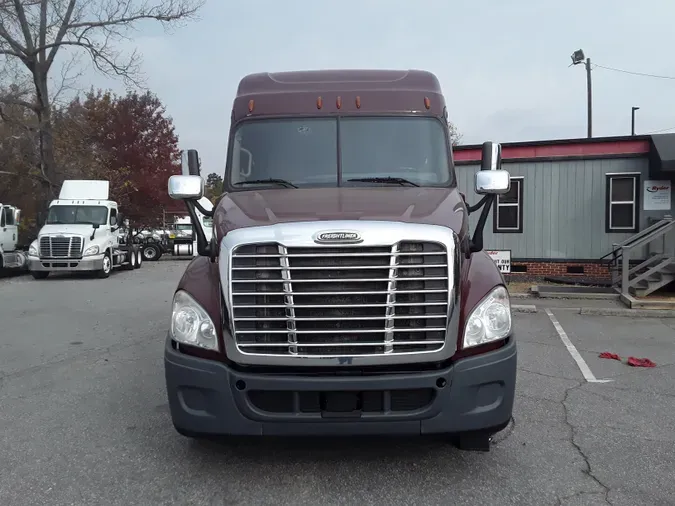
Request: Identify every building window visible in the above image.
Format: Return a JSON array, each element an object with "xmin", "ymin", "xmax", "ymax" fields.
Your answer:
[
  {"xmin": 605, "ymin": 174, "xmax": 639, "ymax": 233},
  {"xmin": 493, "ymin": 177, "xmax": 524, "ymax": 233}
]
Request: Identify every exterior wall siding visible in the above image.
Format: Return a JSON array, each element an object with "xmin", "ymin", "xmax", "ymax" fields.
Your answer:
[{"xmin": 456, "ymin": 157, "xmax": 654, "ymax": 260}]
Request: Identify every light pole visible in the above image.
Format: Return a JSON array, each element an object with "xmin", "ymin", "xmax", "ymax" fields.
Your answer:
[
  {"xmin": 631, "ymin": 106, "xmax": 640, "ymax": 136},
  {"xmin": 571, "ymin": 49, "xmax": 592, "ymax": 138}
]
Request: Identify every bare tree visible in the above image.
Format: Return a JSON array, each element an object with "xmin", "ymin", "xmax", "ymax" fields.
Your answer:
[
  {"xmin": 0, "ymin": 0, "xmax": 204, "ymax": 199},
  {"xmin": 448, "ymin": 121, "xmax": 462, "ymax": 146}
]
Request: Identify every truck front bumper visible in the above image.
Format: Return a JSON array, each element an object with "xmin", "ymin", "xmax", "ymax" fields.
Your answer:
[
  {"xmin": 164, "ymin": 335, "xmax": 517, "ymax": 437},
  {"xmin": 28, "ymin": 254, "xmax": 104, "ymax": 272}
]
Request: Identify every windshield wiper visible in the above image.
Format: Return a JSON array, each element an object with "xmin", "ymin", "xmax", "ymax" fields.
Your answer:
[
  {"xmin": 347, "ymin": 177, "xmax": 419, "ymax": 187},
  {"xmin": 234, "ymin": 179, "xmax": 298, "ymax": 189}
]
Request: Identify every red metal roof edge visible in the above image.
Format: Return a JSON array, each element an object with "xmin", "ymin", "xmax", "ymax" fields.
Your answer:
[{"xmin": 453, "ymin": 135, "xmax": 651, "ymax": 163}]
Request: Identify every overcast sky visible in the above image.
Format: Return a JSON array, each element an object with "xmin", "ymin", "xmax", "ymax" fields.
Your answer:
[{"xmin": 82, "ymin": 0, "xmax": 675, "ymax": 177}]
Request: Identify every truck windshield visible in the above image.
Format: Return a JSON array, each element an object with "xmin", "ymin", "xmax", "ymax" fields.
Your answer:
[
  {"xmin": 229, "ymin": 117, "xmax": 451, "ymax": 188},
  {"xmin": 46, "ymin": 205, "xmax": 108, "ymax": 225}
]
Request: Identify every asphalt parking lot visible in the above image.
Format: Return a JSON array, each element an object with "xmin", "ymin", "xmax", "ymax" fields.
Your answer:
[{"xmin": 1, "ymin": 261, "xmax": 674, "ymax": 506}]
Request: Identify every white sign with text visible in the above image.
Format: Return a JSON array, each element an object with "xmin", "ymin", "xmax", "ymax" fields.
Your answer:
[
  {"xmin": 486, "ymin": 250, "xmax": 511, "ymax": 274},
  {"xmin": 643, "ymin": 180, "xmax": 672, "ymax": 211}
]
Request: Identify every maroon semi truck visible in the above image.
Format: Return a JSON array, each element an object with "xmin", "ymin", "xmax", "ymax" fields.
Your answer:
[{"xmin": 165, "ymin": 69, "xmax": 516, "ymax": 451}]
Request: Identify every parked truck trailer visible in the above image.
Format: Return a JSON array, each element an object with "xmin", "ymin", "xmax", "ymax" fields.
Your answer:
[{"xmin": 163, "ymin": 69, "xmax": 516, "ymax": 451}]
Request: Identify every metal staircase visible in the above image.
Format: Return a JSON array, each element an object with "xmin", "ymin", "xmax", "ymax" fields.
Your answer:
[{"xmin": 601, "ymin": 216, "xmax": 675, "ymax": 297}]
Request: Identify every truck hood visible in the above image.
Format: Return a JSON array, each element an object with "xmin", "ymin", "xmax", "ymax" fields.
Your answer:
[
  {"xmin": 213, "ymin": 187, "xmax": 468, "ymax": 239},
  {"xmin": 38, "ymin": 224, "xmax": 98, "ymax": 236}
]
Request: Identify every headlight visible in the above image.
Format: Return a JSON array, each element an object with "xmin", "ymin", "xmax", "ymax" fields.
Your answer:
[
  {"xmin": 463, "ymin": 286, "xmax": 512, "ymax": 349},
  {"xmin": 170, "ymin": 290, "xmax": 219, "ymax": 350},
  {"xmin": 29, "ymin": 241, "xmax": 38, "ymax": 256},
  {"xmin": 83, "ymin": 245, "xmax": 100, "ymax": 256}
]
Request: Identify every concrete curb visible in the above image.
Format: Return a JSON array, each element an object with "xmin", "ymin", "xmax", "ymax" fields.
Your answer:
[
  {"xmin": 536, "ymin": 292, "xmax": 621, "ymax": 300},
  {"xmin": 579, "ymin": 307, "xmax": 675, "ymax": 318},
  {"xmin": 509, "ymin": 293, "xmax": 533, "ymax": 299},
  {"xmin": 512, "ymin": 304, "xmax": 537, "ymax": 314},
  {"xmin": 510, "ymin": 304, "xmax": 675, "ymax": 318}
]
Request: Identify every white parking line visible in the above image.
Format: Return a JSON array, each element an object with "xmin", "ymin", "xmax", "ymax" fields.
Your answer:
[{"xmin": 544, "ymin": 309, "xmax": 612, "ymax": 384}]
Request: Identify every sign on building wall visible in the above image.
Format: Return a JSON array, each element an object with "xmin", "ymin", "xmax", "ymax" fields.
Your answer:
[
  {"xmin": 643, "ymin": 180, "xmax": 672, "ymax": 211},
  {"xmin": 486, "ymin": 249, "xmax": 511, "ymax": 274}
]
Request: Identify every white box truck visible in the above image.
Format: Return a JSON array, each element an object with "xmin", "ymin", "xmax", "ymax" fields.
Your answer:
[{"xmin": 26, "ymin": 180, "xmax": 142, "ymax": 279}]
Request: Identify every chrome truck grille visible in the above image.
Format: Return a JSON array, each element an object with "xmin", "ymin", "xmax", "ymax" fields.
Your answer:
[
  {"xmin": 39, "ymin": 235, "xmax": 83, "ymax": 258},
  {"xmin": 221, "ymin": 222, "xmax": 460, "ymax": 367}
]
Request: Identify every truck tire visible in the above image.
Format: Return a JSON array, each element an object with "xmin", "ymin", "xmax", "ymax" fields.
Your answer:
[
  {"xmin": 31, "ymin": 271, "xmax": 49, "ymax": 280},
  {"xmin": 124, "ymin": 249, "xmax": 136, "ymax": 270},
  {"xmin": 97, "ymin": 252, "xmax": 113, "ymax": 278},
  {"xmin": 142, "ymin": 244, "xmax": 161, "ymax": 261},
  {"xmin": 134, "ymin": 248, "xmax": 142, "ymax": 269}
]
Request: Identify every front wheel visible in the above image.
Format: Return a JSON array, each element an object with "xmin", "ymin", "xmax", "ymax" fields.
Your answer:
[
  {"xmin": 134, "ymin": 248, "xmax": 142, "ymax": 269},
  {"xmin": 31, "ymin": 271, "xmax": 49, "ymax": 280},
  {"xmin": 97, "ymin": 252, "xmax": 112, "ymax": 278}
]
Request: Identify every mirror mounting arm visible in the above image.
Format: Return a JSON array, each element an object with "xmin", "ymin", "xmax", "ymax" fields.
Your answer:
[
  {"xmin": 193, "ymin": 199, "xmax": 214, "ymax": 218},
  {"xmin": 184, "ymin": 200, "xmax": 210, "ymax": 257},
  {"xmin": 467, "ymin": 195, "xmax": 490, "ymax": 214},
  {"xmin": 469, "ymin": 194, "xmax": 496, "ymax": 254}
]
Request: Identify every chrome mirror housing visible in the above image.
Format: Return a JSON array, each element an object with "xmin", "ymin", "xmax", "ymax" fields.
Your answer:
[
  {"xmin": 475, "ymin": 169, "xmax": 511, "ymax": 195},
  {"xmin": 168, "ymin": 175, "xmax": 204, "ymax": 200}
]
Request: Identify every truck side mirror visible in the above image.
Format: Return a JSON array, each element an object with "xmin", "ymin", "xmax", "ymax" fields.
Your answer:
[
  {"xmin": 468, "ymin": 140, "xmax": 511, "ymax": 254},
  {"xmin": 168, "ymin": 175, "xmax": 205, "ymax": 200},
  {"xmin": 474, "ymin": 141, "xmax": 511, "ymax": 195},
  {"xmin": 181, "ymin": 149, "xmax": 201, "ymax": 177},
  {"xmin": 480, "ymin": 141, "xmax": 502, "ymax": 171}
]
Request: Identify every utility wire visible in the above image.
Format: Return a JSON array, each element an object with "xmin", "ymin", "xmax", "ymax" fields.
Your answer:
[
  {"xmin": 645, "ymin": 125, "xmax": 675, "ymax": 134},
  {"xmin": 573, "ymin": 61, "xmax": 675, "ymax": 134},
  {"xmin": 592, "ymin": 63, "xmax": 675, "ymax": 81}
]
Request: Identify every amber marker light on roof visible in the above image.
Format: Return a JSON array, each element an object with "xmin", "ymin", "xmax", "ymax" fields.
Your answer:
[
  {"xmin": 317, "ymin": 96, "xmax": 323, "ymax": 109},
  {"xmin": 355, "ymin": 96, "xmax": 361, "ymax": 109},
  {"xmin": 424, "ymin": 97, "xmax": 431, "ymax": 110},
  {"xmin": 336, "ymin": 96, "xmax": 342, "ymax": 109},
  {"xmin": 248, "ymin": 100, "xmax": 254, "ymax": 112}
]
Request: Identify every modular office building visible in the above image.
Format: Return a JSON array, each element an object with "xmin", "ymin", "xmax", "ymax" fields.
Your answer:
[{"xmin": 452, "ymin": 134, "xmax": 675, "ymax": 279}]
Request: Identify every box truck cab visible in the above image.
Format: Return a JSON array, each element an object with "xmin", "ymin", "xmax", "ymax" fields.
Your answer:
[
  {"xmin": 27, "ymin": 180, "xmax": 143, "ymax": 279},
  {"xmin": 164, "ymin": 69, "xmax": 516, "ymax": 452}
]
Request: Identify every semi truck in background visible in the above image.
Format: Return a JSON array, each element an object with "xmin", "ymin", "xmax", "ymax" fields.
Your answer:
[
  {"xmin": 0, "ymin": 203, "xmax": 27, "ymax": 273},
  {"xmin": 169, "ymin": 200, "xmax": 214, "ymax": 257},
  {"xmin": 139, "ymin": 175, "xmax": 214, "ymax": 262},
  {"xmin": 26, "ymin": 180, "xmax": 143, "ymax": 279},
  {"xmin": 163, "ymin": 69, "xmax": 516, "ymax": 452}
]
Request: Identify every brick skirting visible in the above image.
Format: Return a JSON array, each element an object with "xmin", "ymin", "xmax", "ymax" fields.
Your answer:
[{"xmin": 507, "ymin": 261, "xmax": 611, "ymax": 279}]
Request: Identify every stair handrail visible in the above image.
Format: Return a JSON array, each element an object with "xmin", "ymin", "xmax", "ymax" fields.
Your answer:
[
  {"xmin": 600, "ymin": 215, "xmax": 673, "ymax": 265},
  {"xmin": 613, "ymin": 215, "xmax": 673, "ymax": 250},
  {"xmin": 616, "ymin": 216, "xmax": 675, "ymax": 296}
]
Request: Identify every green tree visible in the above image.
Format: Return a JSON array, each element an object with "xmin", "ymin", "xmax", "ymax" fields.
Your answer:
[{"xmin": 205, "ymin": 172, "xmax": 223, "ymax": 202}]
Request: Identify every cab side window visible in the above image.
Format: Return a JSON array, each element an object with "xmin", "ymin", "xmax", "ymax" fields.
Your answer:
[
  {"xmin": 109, "ymin": 208, "xmax": 118, "ymax": 226},
  {"xmin": 0, "ymin": 208, "xmax": 5, "ymax": 227}
]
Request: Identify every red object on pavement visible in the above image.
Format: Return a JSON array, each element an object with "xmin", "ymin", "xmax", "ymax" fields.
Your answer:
[
  {"xmin": 626, "ymin": 357, "xmax": 657, "ymax": 368},
  {"xmin": 599, "ymin": 352, "xmax": 621, "ymax": 361}
]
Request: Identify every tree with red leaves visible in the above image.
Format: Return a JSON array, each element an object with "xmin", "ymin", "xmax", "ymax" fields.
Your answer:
[{"xmin": 79, "ymin": 89, "xmax": 182, "ymax": 226}]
